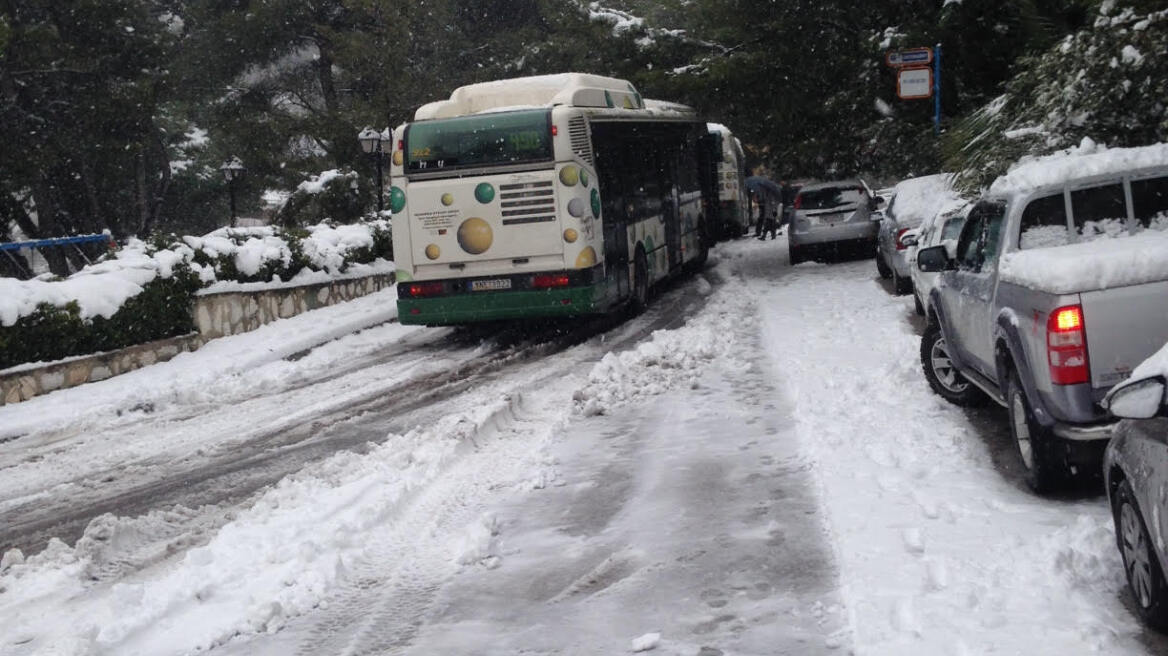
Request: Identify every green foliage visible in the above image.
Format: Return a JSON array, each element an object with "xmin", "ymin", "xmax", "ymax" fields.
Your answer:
[
  {"xmin": 944, "ymin": 3, "xmax": 1168, "ymax": 190},
  {"xmin": 0, "ymin": 268, "xmax": 200, "ymax": 370},
  {"xmin": 274, "ymin": 169, "xmax": 370, "ymax": 227}
]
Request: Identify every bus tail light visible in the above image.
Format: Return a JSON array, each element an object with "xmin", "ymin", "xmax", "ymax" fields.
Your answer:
[
  {"xmin": 1047, "ymin": 305, "xmax": 1089, "ymax": 385},
  {"xmin": 406, "ymin": 282, "xmax": 444, "ymax": 297},
  {"xmin": 551, "ymin": 125, "xmax": 559, "ymax": 136},
  {"xmin": 532, "ymin": 274, "xmax": 570, "ymax": 289}
]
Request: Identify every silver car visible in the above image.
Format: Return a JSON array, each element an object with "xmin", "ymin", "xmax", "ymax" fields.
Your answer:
[
  {"xmin": 788, "ymin": 180, "xmax": 879, "ymax": 265},
  {"xmin": 1104, "ymin": 346, "xmax": 1168, "ymax": 629},
  {"xmin": 877, "ymin": 174, "xmax": 965, "ymax": 295}
]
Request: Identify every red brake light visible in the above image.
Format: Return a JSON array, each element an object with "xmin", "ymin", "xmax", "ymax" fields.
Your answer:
[
  {"xmin": 793, "ymin": 195, "xmax": 803, "ymax": 210},
  {"xmin": 407, "ymin": 282, "xmax": 444, "ymax": 297},
  {"xmin": 532, "ymin": 274, "xmax": 570, "ymax": 289},
  {"xmin": 397, "ymin": 139, "xmax": 404, "ymax": 151},
  {"xmin": 551, "ymin": 125, "xmax": 559, "ymax": 136},
  {"xmin": 1047, "ymin": 305, "xmax": 1089, "ymax": 385},
  {"xmin": 896, "ymin": 228, "xmax": 912, "ymax": 251}
]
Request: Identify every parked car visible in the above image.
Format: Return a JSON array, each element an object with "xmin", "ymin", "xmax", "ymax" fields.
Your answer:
[
  {"xmin": 916, "ymin": 145, "xmax": 1168, "ymax": 493},
  {"xmin": 788, "ymin": 180, "xmax": 879, "ymax": 264},
  {"xmin": 1103, "ymin": 341, "xmax": 1168, "ymax": 629},
  {"xmin": 903, "ymin": 202, "xmax": 971, "ymax": 316},
  {"xmin": 876, "ymin": 173, "xmax": 965, "ymax": 295}
]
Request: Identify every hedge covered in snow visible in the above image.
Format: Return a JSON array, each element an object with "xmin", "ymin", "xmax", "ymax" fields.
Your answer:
[{"xmin": 0, "ymin": 221, "xmax": 392, "ymax": 370}]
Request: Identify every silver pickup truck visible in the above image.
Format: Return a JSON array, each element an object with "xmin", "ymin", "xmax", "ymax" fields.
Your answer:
[{"xmin": 916, "ymin": 153, "xmax": 1168, "ymax": 493}]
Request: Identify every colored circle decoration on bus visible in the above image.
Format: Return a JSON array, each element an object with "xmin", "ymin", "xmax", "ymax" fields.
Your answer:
[
  {"xmin": 441, "ymin": 193, "xmax": 454, "ymax": 206},
  {"xmin": 457, "ymin": 217, "xmax": 493, "ymax": 254},
  {"xmin": 590, "ymin": 189, "xmax": 601, "ymax": 218},
  {"xmin": 580, "ymin": 170, "xmax": 590, "ymax": 187},
  {"xmin": 425, "ymin": 244, "xmax": 441, "ymax": 260},
  {"xmin": 474, "ymin": 182, "xmax": 495, "ymax": 204},
  {"xmin": 563, "ymin": 228, "xmax": 578, "ymax": 243},
  {"xmin": 392, "ymin": 150, "xmax": 404, "ymax": 166},
  {"xmin": 567, "ymin": 198, "xmax": 585, "ymax": 218},
  {"xmin": 559, "ymin": 166, "xmax": 579, "ymax": 187},
  {"xmin": 575, "ymin": 246, "xmax": 597, "ymax": 268},
  {"xmin": 389, "ymin": 186, "xmax": 406, "ymax": 213}
]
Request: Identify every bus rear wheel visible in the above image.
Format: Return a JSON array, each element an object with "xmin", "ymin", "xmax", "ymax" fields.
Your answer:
[{"xmin": 631, "ymin": 250, "xmax": 649, "ymax": 313}]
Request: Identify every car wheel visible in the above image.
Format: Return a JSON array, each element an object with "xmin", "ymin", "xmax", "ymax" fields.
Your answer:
[
  {"xmin": 876, "ymin": 253, "xmax": 892, "ymax": 279},
  {"xmin": 1006, "ymin": 371, "xmax": 1062, "ymax": 494},
  {"xmin": 630, "ymin": 250, "xmax": 649, "ymax": 313},
  {"xmin": 1114, "ymin": 479, "xmax": 1168, "ymax": 629},
  {"xmin": 913, "ymin": 293, "xmax": 925, "ymax": 316},
  {"xmin": 920, "ymin": 323, "xmax": 984, "ymax": 406},
  {"xmin": 788, "ymin": 243, "xmax": 802, "ymax": 265},
  {"xmin": 892, "ymin": 267, "xmax": 913, "ymax": 295}
]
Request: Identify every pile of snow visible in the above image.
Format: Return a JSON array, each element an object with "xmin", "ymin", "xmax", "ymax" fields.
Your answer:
[
  {"xmin": 888, "ymin": 173, "xmax": 967, "ymax": 228},
  {"xmin": 571, "ymin": 281, "xmax": 743, "ymax": 416},
  {"xmin": 0, "ymin": 221, "xmax": 392, "ymax": 329},
  {"xmin": 990, "ymin": 138, "xmax": 1168, "ymax": 195},
  {"xmin": 1001, "ymin": 226, "xmax": 1168, "ymax": 293}
]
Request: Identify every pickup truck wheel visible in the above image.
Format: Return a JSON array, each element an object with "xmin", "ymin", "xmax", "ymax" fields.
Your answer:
[
  {"xmin": 876, "ymin": 253, "xmax": 892, "ymax": 279},
  {"xmin": 1006, "ymin": 372, "xmax": 1062, "ymax": 494},
  {"xmin": 920, "ymin": 324, "xmax": 984, "ymax": 406},
  {"xmin": 1114, "ymin": 479, "xmax": 1168, "ymax": 629}
]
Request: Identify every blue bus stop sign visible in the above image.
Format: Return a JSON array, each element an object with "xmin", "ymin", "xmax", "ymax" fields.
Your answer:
[{"xmin": 885, "ymin": 48, "xmax": 933, "ymax": 67}]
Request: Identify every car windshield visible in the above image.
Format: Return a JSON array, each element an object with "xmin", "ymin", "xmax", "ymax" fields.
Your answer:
[
  {"xmin": 799, "ymin": 186, "xmax": 865, "ymax": 210},
  {"xmin": 405, "ymin": 109, "xmax": 553, "ymax": 172},
  {"xmin": 940, "ymin": 215, "xmax": 967, "ymax": 241}
]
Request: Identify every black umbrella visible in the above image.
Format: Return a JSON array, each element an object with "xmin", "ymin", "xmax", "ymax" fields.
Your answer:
[{"xmin": 745, "ymin": 176, "xmax": 783, "ymax": 201}]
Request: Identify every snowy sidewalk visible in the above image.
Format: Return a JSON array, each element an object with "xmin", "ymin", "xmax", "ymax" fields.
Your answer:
[{"xmin": 736, "ymin": 238, "xmax": 1151, "ymax": 655}]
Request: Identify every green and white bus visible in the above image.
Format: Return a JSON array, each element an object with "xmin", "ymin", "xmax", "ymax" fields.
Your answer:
[
  {"xmin": 707, "ymin": 123, "xmax": 751, "ymax": 240},
  {"xmin": 388, "ymin": 73, "xmax": 718, "ymax": 325}
]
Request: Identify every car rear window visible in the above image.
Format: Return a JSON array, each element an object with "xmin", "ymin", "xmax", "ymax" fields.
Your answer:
[
  {"xmin": 1072, "ymin": 183, "xmax": 1127, "ymax": 239},
  {"xmin": 1132, "ymin": 175, "xmax": 1168, "ymax": 229},
  {"xmin": 797, "ymin": 186, "xmax": 865, "ymax": 211},
  {"xmin": 1019, "ymin": 192, "xmax": 1067, "ymax": 249}
]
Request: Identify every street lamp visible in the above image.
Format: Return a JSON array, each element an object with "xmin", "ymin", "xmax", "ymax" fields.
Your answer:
[
  {"xmin": 220, "ymin": 156, "xmax": 246, "ymax": 227},
  {"xmin": 358, "ymin": 127, "xmax": 387, "ymax": 213}
]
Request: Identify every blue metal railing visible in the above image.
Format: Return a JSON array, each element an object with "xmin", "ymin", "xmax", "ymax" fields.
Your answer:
[{"xmin": 0, "ymin": 234, "xmax": 114, "ymax": 252}]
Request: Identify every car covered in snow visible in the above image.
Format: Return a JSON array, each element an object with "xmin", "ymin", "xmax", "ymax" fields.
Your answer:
[
  {"xmin": 902, "ymin": 202, "xmax": 970, "ymax": 316},
  {"xmin": 916, "ymin": 143, "xmax": 1168, "ymax": 493},
  {"xmin": 875, "ymin": 173, "xmax": 966, "ymax": 295},
  {"xmin": 787, "ymin": 180, "xmax": 879, "ymax": 264},
  {"xmin": 1103, "ymin": 340, "xmax": 1168, "ymax": 630}
]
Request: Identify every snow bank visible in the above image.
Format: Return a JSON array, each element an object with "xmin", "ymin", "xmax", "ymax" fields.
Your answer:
[
  {"xmin": 888, "ymin": 173, "xmax": 966, "ymax": 228},
  {"xmin": 0, "ymin": 221, "xmax": 392, "ymax": 328},
  {"xmin": 990, "ymin": 139, "xmax": 1168, "ymax": 195},
  {"xmin": 1000, "ymin": 227, "xmax": 1168, "ymax": 293}
]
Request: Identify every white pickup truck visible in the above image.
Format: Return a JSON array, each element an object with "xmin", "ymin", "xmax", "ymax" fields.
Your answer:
[{"xmin": 916, "ymin": 143, "xmax": 1168, "ymax": 493}]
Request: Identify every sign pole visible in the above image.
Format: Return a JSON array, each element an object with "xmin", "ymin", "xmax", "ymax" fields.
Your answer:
[{"xmin": 934, "ymin": 42, "xmax": 942, "ymax": 135}]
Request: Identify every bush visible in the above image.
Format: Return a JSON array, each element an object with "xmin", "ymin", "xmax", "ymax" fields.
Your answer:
[{"xmin": 0, "ymin": 265, "xmax": 201, "ymax": 370}]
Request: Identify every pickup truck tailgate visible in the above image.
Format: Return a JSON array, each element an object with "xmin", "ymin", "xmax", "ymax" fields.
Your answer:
[{"xmin": 1081, "ymin": 279, "xmax": 1168, "ymax": 388}]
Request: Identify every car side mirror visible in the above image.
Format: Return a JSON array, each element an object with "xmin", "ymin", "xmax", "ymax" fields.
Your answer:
[
  {"xmin": 917, "ymin": 245, "xmax": 952, "ymax": 272},
  {"xmin": 1105, "ymin": 377, "xmax": 1167, "ymax": 419}
]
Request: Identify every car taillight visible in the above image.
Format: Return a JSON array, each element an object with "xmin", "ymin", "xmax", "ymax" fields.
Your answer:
[
  {"xmin": 895, "ymin": 228, "xmax": 912, "ymax": 250},
  {"xmin": 532, "ymin": 274, "xmax": 570, "ymax": 289},
  {"xmin": 407, "ymin": 282, "xmax": 444, "ymax": 297},
  {"xmin": 1047, "ymin": 305, "xmax": 1089, "ymax": 385},
  {"xmin": 793, "ymin": 195, "xmax": 803, "ymax": 210}
]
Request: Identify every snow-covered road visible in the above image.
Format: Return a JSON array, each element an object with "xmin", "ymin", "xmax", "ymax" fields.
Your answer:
[{"xmin": 1, "ymin": 237, "xmax": 1165, "ymax": 655}]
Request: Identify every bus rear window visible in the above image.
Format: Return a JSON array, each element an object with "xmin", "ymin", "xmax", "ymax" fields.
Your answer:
[{"xmin": 405, "ymin": 110, "xmax": 553, "ymax": 172}]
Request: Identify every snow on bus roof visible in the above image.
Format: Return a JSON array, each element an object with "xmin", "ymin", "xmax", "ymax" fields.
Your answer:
[
  {"xmin": 989, "ymin": 138, "xmax": 1168, "ymax": 195},
  {"xmin": 415, "ymin": 73, "xmax": 680, "ymax": 120}
]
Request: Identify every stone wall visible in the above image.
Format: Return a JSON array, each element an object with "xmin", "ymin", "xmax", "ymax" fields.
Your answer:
[{"xmin": 0, "ymin": 273, "xmax": 395, "ymax": 406}]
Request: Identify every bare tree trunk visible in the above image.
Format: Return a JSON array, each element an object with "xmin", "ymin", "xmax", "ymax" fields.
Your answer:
[
  {"xmin": 31, "ymin": 182, "xmax": 69, "ymax": 276},
  {"xmin": 145, "ymin": 127, "xmax": 172, "ymax": 235},
  {"xmin": 135, "ymin": 149, "xmax": 149, "ymax": 236}
]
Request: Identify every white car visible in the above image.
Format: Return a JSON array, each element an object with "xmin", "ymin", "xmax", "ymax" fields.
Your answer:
[
  {"xmin": 875, "ymin": 174, "xmax": 966, "ymax": 295},
  {"xmin": 904, "ymin": 202, "xmax": 971, "ymax": 315}
]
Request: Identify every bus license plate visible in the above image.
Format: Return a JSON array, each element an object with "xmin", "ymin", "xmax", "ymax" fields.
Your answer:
[{"xmin": 470, "ymin": 279, "xmax": 511, "ymax": 292}]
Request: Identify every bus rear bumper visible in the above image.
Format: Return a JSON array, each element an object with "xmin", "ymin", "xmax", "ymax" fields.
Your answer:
[{"xmin": 397, "ymin": 285, "xmax": 607, "ymax": 325}]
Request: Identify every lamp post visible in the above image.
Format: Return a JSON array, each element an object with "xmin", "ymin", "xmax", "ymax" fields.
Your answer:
[
  {"xmin": 220, "ymin": 157, "xmax": 246, "ymax": 227},
  {"xmin": 358, "ymin": 127, "xmax": 386, "ymax": 213}
]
